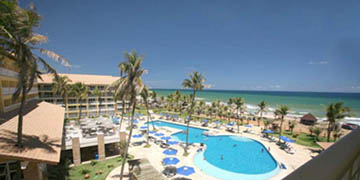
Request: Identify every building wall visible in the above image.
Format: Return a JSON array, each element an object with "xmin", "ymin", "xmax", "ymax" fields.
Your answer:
[
  {"xmin": 37, "ymin": 82, "xmax": 130, "ymax": 119},
  {"xmin": 0, "ymin": 57, "xmax": 38, "ymax": 113}
]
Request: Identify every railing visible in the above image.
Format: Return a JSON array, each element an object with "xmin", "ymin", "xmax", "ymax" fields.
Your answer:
[{"xmin": 284, "ymin": 128, "xmax": 360, "ymax": 180}]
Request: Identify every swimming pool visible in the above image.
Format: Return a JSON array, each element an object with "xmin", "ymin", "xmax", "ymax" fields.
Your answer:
[{"xmin": 148, "ymin": 120, "xmax": 279, "ymax": 180}]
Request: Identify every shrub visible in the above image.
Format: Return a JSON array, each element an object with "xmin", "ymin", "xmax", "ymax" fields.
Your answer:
[
  {"xmin": 292, "ymin": 133, "xmax": 299, "ymax": 138},
  {"xmin": 81, "ymin": 169, "xmax": 90, "ymax": 175},
  {"xmin": 90, "ymin": 160, "xmax": 97, "ymax": 166}
]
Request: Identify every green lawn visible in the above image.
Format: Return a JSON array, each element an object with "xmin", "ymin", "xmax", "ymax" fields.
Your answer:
[
  {"xmin": 272, "ymin": 131, "xmax": 334, "ymax": 148},
  {"xmin": 68, "ymin": 156, "xmax": 123, "ymax": 180}
]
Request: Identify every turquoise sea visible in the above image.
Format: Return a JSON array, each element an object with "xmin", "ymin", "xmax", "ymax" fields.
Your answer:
[{"xmin": 152, "ymin": 89, "xmax": 360, "ymax": 118}]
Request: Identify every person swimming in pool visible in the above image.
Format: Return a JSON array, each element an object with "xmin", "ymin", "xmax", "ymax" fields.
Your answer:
[
  {"xmin": 261, "ymin": 148, "xmax": 264, "ymax": 152},
  {"xmin": 221, "ymin": 155, "xmax": 224, "ymax": 160},
  {"xmin": 233, "ymin": 144, "xmax": 237, "ymax": 147}
]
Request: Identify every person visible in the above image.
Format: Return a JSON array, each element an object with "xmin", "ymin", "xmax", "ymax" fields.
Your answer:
[
  {"xmin": 268, "ymin": 146, "xmax": 271, "ymax": 151},
  {"xmin": 221, "ymin": 155, "xmax": 224, "ymax": 160},
  {"xmin": 233, "ymin": 144, "xmax": 237, "ymax": 147},
  {"xmin": 261, "ymin": 148, "xmax": 264, "ymax": 152}
]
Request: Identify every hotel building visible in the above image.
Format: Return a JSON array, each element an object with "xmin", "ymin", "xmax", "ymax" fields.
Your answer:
[
  {"xmin": 37, "ymin": 73, "xmax": 130, "ymax": 119},
  {"xmin": 0, "ymin": 57, "xmax": 65, "ymax": 180}
]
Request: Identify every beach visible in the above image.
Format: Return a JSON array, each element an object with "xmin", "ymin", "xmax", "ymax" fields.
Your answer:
[{"xmin": 153, "ymin": 89, "xmax": 360, "ymax": 124}]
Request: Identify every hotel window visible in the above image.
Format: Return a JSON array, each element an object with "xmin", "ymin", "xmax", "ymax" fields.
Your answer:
[
  {"xmin": 68, "ymin": 99, "xmax": 76, "ymax": 104},
  {"xmin": 68, "ymin": 106, "xmax": 77, "ymax": 111},
  {"xmin": 45, "ymin": 99, "xmax": 53, "ymax": 103},
  {"xmin": 43, "ymin": 92, "xmax": 53, "ymax": 98},
  {"xmin": 56, "ymin": 99, "xmax": 64, "ymax": 104},
  {"xmin": 88, "ymin": 98, "xmax": 96, "ymax": 104},
  {"xmin": 42, "ymin": 84, "xmax": 52, "ymax": 91}
]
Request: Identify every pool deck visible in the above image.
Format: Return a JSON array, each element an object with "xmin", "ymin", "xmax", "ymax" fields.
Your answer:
[{"xmin": 106, "ymin": 115, "xmax": 313, "ymax": 180}]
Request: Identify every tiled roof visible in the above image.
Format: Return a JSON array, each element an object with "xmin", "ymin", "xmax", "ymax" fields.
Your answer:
[
  {"xmin": 0, "ymin": 101, "xmax": 65, "ymax": 164},
  {"xmin": 38, "ymin": 73, "xmax": 119, "ymax": 85}
]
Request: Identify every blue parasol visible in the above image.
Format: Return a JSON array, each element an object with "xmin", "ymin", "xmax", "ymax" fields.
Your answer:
[
  {"xmin": 163, "ymin": 149, "xmax": 177, "ymax": 155},
  {"xmin": 177, "ymin": 166, "xmax": 195, "ymax": 176},
  {"xmin": 162, "ymin": 157, "xmax": 180, "ymax": 165}
]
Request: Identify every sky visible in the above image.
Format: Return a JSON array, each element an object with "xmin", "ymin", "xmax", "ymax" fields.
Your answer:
[{"xmin": 23, "ymin": 0, "xmax": 360, "ymax": 92}]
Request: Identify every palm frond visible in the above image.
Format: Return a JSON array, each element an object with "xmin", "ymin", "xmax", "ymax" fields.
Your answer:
[{"xmin": 39, "ymin": 48, "xmax": 71, "ymax": 68}]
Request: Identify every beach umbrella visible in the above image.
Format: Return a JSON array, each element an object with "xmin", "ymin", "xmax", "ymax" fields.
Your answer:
[
  {"xmin": 202, "ymin": 119, "xmax": 209, "ymax": 123},
  {"xmin": 149, "ymin": 130, "xmax": 156, "ymax": 134},
  {"xmin": 155, "ymin": 133, "xmax": 165, "ymax": 137},
  {"xmin": 132, "ymin": 134, "xmax": 142, "ymax": 138},
  {"xmin": 214, "ymin": 121, "xmax": 221, "ymax": 124},
  {"xmin": 227, "ymin": 122, "xmax": 235, "ymax": 126},
  {"xmin": 177, "ymin": 166, "xmax": 195, "ymax": 176},
  {"xmin": 133, "ymin": 119, "xmax": 139, "ymax": 124},
  {"xmin": 280, "ymin": 136, "xmax": 295, "ymax": 143},
  {"xmin": 167, "ymin": 141, "xmax": 179, "ymax": 145},
  {"xmin": 162, "ymin": 157, "xmax": 180, "ymax": 165},
  {"xmin": 140, "ymin": 126, "xmax": 148, "ymax": 129},
  {"xmin": 264, "ymin": 130, "xmax": 274, "ymax": 134},
  {"xmin": 163, "ymin": 149, "xmax": 178, "ymax": 155},
  {"xmin": 161, "ymin": 136, "xmax": 171, "ymax": 140},
  {"xmin": 245, "ymin": 124, "xmax": 252, "ymax": 128}
]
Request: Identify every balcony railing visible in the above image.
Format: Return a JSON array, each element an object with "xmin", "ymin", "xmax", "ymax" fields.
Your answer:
[{"xmin": 284, "ymin": 128, "xmax": 360, "ymax": 180}]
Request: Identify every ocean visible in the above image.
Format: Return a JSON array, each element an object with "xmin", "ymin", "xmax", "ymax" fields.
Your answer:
[{"xmin": 152, "ymin": 89, "xmax": 360, "ymax": 120}]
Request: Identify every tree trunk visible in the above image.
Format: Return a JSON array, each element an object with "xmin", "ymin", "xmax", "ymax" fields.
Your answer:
[
  {"xmin": 78, "ymin": 98, "xmax": 82, "ymax": 120},
  {"xmin": 145, "ymin": 101, "xmax": 154, "ymax": 145},
  {"xmin": 64, "ymin": 93, "xmax": 68, "ymax": 118},
  {"xmin": 114, "ymin": 99, "xmax": 118, "ymax": 116},
  {"xmin": 119, "ymin": 96, "xmax": 136, "ymax": 180},
  {"xmin": 185, "ymin": 90, "xmax": 196, "ymax": 154},
  {"xmin": 98, "ymin": 96, "xmax": 102, "ymax": 116},
  {"xmin": 119, "ymin": 99, "xmax": 125, "ymax": 130},
  {"xmin": 278, "ymin": 116, "xmax": 284, "ymax": 143},
  {"xmin": 17, "ymin": 85, "xmax": 27, "ymax": 147},
  {"xmin": 327, "ymin": 122, "xmax": 332, "ymax": 142},
  {"xmin": 258, "ymin": 111, "xmax": 262, "ymax": 126}
]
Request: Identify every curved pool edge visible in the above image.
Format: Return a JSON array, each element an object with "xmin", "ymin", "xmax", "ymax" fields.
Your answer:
[
  {"xmin": 151, "ymin": 120, "xmax": 281, "ymax": 180},
  {"xmin": 194, "ymin": 150, "xmax": 280, "ymax": 180}
]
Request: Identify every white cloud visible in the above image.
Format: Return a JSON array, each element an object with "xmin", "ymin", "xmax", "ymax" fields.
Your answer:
[
  {"xmin": 204, "ymin": 84, "xmax": 214, "ymax": 88},
  {"xmin": 308, "ymin": 61, "xmax": 328, "ymax": 65}
]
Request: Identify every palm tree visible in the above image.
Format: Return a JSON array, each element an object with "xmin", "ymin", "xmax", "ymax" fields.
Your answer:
[
  {"xmin": 288, "ymin": 120, "xmax": 297, "ymax": 134},
  {"xmin": 263, "ymin": 119, "xmax": 271, "ymax": 129},
  {"xmin": 275, "ymin": 105, "xmax": 290, "ymax": 142},
  {"xmin": 52, "ymin": 75, "xmax": 71, "ymax": 117},
  {"xmin": 140, "ymin": 86, "xmax": 156, "ymax": 145},
  {"xmin": 69, "ymin": 83, "xmax": 88, "ymax": 120},
  {"xmin": 92, "ymin": 87, "xmax": 104, "ymax": 116},
  {"xmin": 115, "ymin": 50, "xmax": 147, "ymax": 180},
  {"xmin": 234, "ymin": 97, "xmax": 244, "ymax": 124},
  {"xmin": 0, "ymin": 1, "xmax": 70, "ymax": 147},
  {"xmin": 151, "ymin": 90, "xmax": 157, "ymax": 107},
  {"xmin": 332, "ymin": 126, "xmax": 343, "ymax": 141},
  {"xmin": 182, "ymin": 71, "xmax": 205, "ymax": 154},
  {"xmin": 113, "ymin": 91, "xmax": 119, "ymax": 116},
  {"xmin": 325, "ymin": 102, "xmax": 351, "ymax": 142},
  {"xmin": 257, "ymin": 101, "xmax": 267, "ymax": 127},
  {"xmin": 313, "ymin": 126, "xmax": 323, "ymax": 141}
]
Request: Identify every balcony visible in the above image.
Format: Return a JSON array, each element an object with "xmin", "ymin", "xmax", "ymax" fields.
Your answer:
[{"xmin": 284, "ymin": 128, "xmax": 360, "ymax": 180}]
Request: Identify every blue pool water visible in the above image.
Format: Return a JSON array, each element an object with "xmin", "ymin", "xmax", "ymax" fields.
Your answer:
[{"xmin": 148, "ymin": 120, "xmax": 279, "ymax": 180}]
